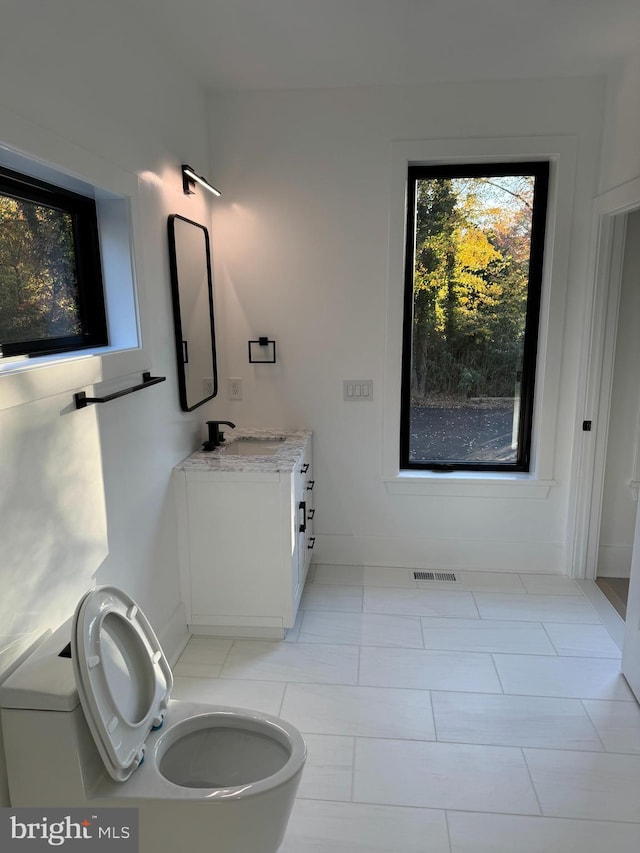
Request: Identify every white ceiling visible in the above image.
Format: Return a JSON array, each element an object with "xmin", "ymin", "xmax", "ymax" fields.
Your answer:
[{"xmin": 128, "ymin": 0, "xmax": 640, "ymax": 91}]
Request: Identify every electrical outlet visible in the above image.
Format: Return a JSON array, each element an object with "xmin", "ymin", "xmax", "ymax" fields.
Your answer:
[
  {"xmin": 203, "ymin": 377, "xmax": 214, "ymax": 397},
  {"xmin": 229, "ymin": 377, "xmax": 243, "ymax": 400}
]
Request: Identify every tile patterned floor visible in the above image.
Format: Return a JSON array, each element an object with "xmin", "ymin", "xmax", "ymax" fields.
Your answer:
[{"xmin": 173, "ymin": 565, "xmax": 640, "ymax": 852}]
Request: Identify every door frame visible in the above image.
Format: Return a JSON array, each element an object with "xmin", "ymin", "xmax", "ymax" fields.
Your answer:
[{"xmin": 568, "ymin": 176, "xmax": 640, "ymax": 579}]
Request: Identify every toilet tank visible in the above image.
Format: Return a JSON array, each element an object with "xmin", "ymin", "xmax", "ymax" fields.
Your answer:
[{"xmin": 0, "ymin": 621, "xmax": 105, "ymax": 806}]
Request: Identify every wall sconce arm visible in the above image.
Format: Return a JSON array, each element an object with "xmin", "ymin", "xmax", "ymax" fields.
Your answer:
[{"xmin": 182, "ymin": 164, "xmax": 221, "ymax": 197}]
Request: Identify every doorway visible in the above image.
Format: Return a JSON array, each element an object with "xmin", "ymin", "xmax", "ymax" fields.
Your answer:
[
  {"xmin": 573, "ymin": 177, "xmax": 640, "ymax": 703},
  {"xmin": 594, "ymin": 209, "xmax": 640, "ymax": 619}
]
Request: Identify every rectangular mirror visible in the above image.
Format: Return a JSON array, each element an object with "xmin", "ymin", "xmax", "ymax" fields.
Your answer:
[{"xmin": 167, "ymin": 214, "xmax": 218, "ymax": 411}]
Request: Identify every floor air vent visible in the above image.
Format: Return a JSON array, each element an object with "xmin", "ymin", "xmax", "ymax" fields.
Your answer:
[{"xmin": 414, "ymin": 571, "xmax": 457, "ymax": 582}]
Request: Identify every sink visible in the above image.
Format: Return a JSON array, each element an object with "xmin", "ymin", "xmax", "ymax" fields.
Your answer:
[{"xmin": 218, "ymin": 438, "xmax": 286, "ymax": 456}]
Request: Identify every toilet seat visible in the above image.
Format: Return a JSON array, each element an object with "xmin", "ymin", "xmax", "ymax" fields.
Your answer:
[{"xmin": 71, "ymin": 586, "xmax": 173, "ymax": 782}]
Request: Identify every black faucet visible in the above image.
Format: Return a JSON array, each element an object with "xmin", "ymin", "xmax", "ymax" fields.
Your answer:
[{"xmin": 203, "ymin": 420, "xmax": 236, "ymax": 451}]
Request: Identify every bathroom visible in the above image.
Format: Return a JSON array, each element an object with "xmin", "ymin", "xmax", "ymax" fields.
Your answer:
[{"xmin": 2, "ymin": 2, "xmax": 640, "ymax": 850}]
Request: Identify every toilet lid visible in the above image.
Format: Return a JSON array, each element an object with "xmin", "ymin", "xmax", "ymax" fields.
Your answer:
[{"xmin": 71, "ymin": 586, "xmax": 173, "ymax": 782}]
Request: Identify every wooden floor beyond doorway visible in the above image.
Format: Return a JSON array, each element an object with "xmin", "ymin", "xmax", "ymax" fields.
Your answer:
[{"xmin": 596, "ymin": 577, "xmax": 630, "ymax": 620}]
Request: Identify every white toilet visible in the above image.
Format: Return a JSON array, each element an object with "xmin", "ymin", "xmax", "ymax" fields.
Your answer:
[{"xmin": 0, "ymin": 586, "xmax": 306, "ymax": 853}]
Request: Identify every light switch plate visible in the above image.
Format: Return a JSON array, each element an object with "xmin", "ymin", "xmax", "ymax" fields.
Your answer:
[{"xmin": 343, "ymin": 380, "xmax": 373, "ymax": 401}]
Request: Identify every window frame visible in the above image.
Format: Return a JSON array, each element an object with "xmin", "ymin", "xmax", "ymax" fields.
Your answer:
[
  {"xmin": 0, "ymin": 165, "xmax": 108, "ymax": 359},
  {"xmin": 399, "ymin": 160, "xmax": 550, "ymax": 473}
]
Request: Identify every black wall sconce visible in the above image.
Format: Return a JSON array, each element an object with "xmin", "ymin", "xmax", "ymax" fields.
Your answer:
[
  {"xmin": 248, "ymin": 337, "xmax": 277, "ymax": 363},
  {"xmin": 182, "ymin": 164, "xmax": 221, "ymax": 197}
]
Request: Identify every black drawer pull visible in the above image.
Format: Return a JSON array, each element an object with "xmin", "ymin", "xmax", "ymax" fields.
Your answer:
[
  {"xmin": 308, "ymin": 508, "xmax": 315, "ymax": 520},
  {"xmin": 307, "ymin": 536, "xmax": 316, "ymax": 550},
  {"xmin": 301, "ymin": 463, "xmax": 310, "ymax": 474},
  {"xmin": 306, "ymin": 480, "xmax": 315, "ymax": 491}
]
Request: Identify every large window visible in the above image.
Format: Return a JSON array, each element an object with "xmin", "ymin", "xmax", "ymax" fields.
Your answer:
[
  {"xmin": 0, "ymin": 166, "xmax": 107, "ymax": 358},
  {"xmin": 400, "ymin": 161, "xmax": 549, "ymax": 472}
]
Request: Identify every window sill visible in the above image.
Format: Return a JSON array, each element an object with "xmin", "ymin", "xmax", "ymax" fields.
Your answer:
[
  {"xmin": 384, "ymin": 471, "xmax": 555, "ymax": 499},
  {"xmin": 0, "ymin": 346, "xmax": 148, "ymax": 412}
]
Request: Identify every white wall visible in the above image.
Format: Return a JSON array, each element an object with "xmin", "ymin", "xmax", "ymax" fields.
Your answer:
[
  {"xmin": 0, "ymin": 0, "xmax": 216, "ymax": 804},
  {"xmin": 207, "ymin": 78, "xmax": 604, "ymax": 573},
  {"xmin": 599, "ymin": 50, "xmax": 640, "ymax": 195}
]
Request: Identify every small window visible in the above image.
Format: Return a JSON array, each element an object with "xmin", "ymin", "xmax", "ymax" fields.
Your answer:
[
  {"xmin": 400, "ymin": 161, "xmax": 549, "ymax": 472},
  {"xmin": 0, "ymin": 166, "xmax": 107, "ymax": 358}
]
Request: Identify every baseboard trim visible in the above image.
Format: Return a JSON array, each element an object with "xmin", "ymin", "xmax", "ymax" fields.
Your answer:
[
  {"xmin": 189, "ymin": 624, "xmax": 285, "ymax": 640},
  {"xmin": 314, "ymin": 533, "xmax": 564, "ymax": 573}
]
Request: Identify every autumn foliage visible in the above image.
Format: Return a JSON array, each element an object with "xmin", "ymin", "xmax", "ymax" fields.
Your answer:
[
  {"xmin": 0, "ymin": 194, "xmax": 81, "ymax": 347},
  {"xmin": 410, "ymin": 175, "xmax": 535, "ymax": 403}
]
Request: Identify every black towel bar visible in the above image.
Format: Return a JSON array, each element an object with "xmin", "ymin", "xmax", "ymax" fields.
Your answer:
[{"xmin": 74, "ymin": 372, "xmax": 166, "ymax": 409}]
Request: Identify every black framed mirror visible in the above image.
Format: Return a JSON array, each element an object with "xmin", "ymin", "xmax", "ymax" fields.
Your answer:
[{"xmin": 167, "ymin": 214, "xmax": 218, "ymax": 411}]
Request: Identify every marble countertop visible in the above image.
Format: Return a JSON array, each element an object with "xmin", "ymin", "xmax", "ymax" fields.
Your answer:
[{"xmin": 175, "ymin": 427, "xmax": 312, "ymax": 474}]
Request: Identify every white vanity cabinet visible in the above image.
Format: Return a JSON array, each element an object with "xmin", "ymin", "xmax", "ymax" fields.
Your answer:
[{"xmin": 173, "ymin": 430, "xmax": 314, "ymax": 638}]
